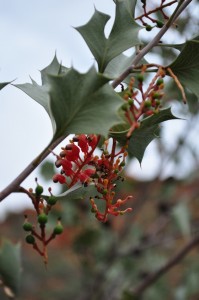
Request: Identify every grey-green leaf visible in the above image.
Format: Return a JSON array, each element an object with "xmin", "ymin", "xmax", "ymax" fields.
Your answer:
[
  {"xmin": 16, "ymin": 79, "xmax": 51, "ymax": 116},
  {"xmin": 104, "ymin": 52, "xmax": 147, "ymax": 80},
  {"xmin": 76, "ymin": 0, "xmax": 141, "ymax": 72},
  {"xmin": 168, "ymin": 40, "xmax": 199, "ymax": 98},
  {"xmin": 40, "ymin": 54, "xmax": 62, "ymax": 85},
  {"xmin": 56, "ymin": 183, "xmax": 98, "ymax": 201},
  {"xmin": 16, "ymin": 57, "xmax": 123, "ymax": 142},
  {"xmin": 111, "ymin": 108, "xmax": 180, "ymax": 164},
  {"xmin": 157, "ymin": 35, "xmax": 199, "ymax": 51},
  {"xmin": 0, "ymin": 239, "xmax": 21, "ymax": 297},
  {"xmin": 48, "ymin": 66, "xmax": 122, "ymax": 139}
]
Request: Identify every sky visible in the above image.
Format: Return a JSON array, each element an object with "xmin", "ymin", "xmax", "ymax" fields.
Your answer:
[{"xmin": 0, "ymin": 0, "xmax": 196, "ymax": 219}]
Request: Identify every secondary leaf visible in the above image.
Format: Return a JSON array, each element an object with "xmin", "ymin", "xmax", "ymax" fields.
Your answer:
[
  {"xmin": 163, "ymin": 80, "xmax": 199, "ymax": 114},
  {"xmin": 76, "ymin": 0, "xmax": 141, "ymax": 72},
  {"xmin": 168, "ymin": 40, "xmax": 199, "ymax": 99},
  {"xmin": 0, "ymin": 239, "xmax": 21, "ymax": 297},
  {"xmin": 111, "ymin": 108, "xmax": 180, "ymax": 164},
  {"xmin": 104, "ymin": 52, "xmax": 147, "ymax": 80},
  {"xmin": 157, "ymin": 35, "xmax": 199, "ymax": 51}
]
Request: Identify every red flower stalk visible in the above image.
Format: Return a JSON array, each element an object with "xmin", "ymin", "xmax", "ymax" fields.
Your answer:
[{"xmin": 121, "ymin": 67, "xmax": 165, "ymax": 138}]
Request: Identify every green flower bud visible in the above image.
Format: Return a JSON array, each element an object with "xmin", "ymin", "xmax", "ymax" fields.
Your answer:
[
  {"xmin": 23, "ymin": 222, "xmax": 33, "ymax": 232},
  {"xmin": 155, "ymin": 99, "xmax": 161, "ymax": 106},
  {"xmin": 128, "ymin": 99, "xmax": 134, "ymax": 106},
  {"xmin": 35, "ymin": 185, "xmax": 44, "ymax": 196},
  {"xmin": 136, "ymin": 74, "xmax": 144, "ymax": 82},
  {"xmin": 119, "ymin": 161, "xmax": 125, "ymax": 167},
  {"xmin": 156, "ymin": 78, "xmax": 164, "ymax": 85},
  {"xmin": 102, "ymin": 189, "xmax": 108, "ymax": 195},
  {"xmin": 156, "ymin": 20, "xmax": 164, "ymax": 28},
  {"xmin": 38, "ymin": 213, "xmax": 48, "ymax": 225},
  {"xmin": 144, "ymin": 100, "xmax": 152, "ymax": 108},
  {"xmin": 145, "ymin": 25, "xmax": 152, "ymax": 32},
  {"xmin": 152, "ymin": 92, "xmax": 161, "ymax": 99},
  {"xmin": 121, "ymin": 103, "xmax": 128, "ymax": 111},
  {"xmin": 47, "ymin": 196, "xmax": 57, "ymax": 206},
  {"xmin": 25, "ymin": 234, "xmax": 35, "ymax": 244},
  {"xmin": 53, "ymin": 224, "xmax": 63, "ymax": 235}
]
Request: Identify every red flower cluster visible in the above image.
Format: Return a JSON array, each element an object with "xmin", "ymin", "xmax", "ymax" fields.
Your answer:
[
  {"xmin": 53, "ymin": 135, "xmax": 132, "ymax": 222},
  {"xmin": 53, "ymin": 134, "xmax": 98, "ymax": 187}
]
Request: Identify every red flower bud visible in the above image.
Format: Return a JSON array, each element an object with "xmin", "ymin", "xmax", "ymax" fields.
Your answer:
[
  {"xmin": 53, "ymin": 174, "xmax": 66, "ymax": 184},
  {"xmin": 65, "ymin": 144, "xmax": 80, "ymax": 161},
  {"xmin": 78, "ymin": 134, "xmax": 89, "ymax": 153}
]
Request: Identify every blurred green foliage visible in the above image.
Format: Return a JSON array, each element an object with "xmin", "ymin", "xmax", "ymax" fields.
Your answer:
[{"xmin": 1, "ymin": 1, "xmax": 199, "ymax": 299}]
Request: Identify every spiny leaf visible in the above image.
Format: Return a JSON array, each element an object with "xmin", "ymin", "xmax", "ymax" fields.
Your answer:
[
  {"xmin": 0, "ymin": 239, "xmax": 21, "ymax": 297},
  {"xmin": 16, "ymin": 56, "xmax": 123, "ymax": 141},
  {"xmin": 0, "ymin": 82, "xmax": 10, "ymax": 90},
  {"xmin": 111, "ymin": 108, "xmax": 180, "ymax": 164},
  {"xmin": 168, "ymin": 40, "xmax": 199, "ymax": 99},
  {"xmin": 128, "ymin": 108, "xmax": 180, "ymax": 164},
  {"xmin": 16, "ymin": 55, "xmax": 69, "ymax": 118},
  {"xmin": 76, "ymin": 0, "xmax": 141, "ymax": 72},
  {"xmin": 48, "ymin": 66, "xmax": 122, "ymax": 139},
  {"xmin": 16, "ymin": 55, "xmax": 61, "ymax": 120},
  {"xmin": 40, "ymin": 54, "xmax": 63, "ymax": 84}
]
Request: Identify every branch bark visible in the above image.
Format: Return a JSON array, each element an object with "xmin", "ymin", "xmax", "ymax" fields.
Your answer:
[
  {"xmin": 132, "ymin": 233, "xmax": 199, "ymax": 296},
  {"xmin": 0, "ymin": 135, "xmax": 66, "ymax": 202}
]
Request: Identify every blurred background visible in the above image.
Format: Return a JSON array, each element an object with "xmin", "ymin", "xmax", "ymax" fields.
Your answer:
[{"xmin": 1, "ymin": 1, "xmax": 199, "ymax": 299}]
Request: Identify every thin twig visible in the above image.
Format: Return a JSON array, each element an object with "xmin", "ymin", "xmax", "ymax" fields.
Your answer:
[
  {"xmin": 167, "ymin": 67, "xmax": 187, "ymax": 103},
  {"xmin": 112, "ymin": 0, "xmax": 192, "ymax": 89},
  {"xmin": 135, "ymin": 0, "xmax": 177, "ymax": 21},
  {"xmin": 0, "ymin": 135, "xmax": 66, "ymax": 202},
  {"xmin": 132, "ymin": 233, "xmax": 199, "ymax": 296}
]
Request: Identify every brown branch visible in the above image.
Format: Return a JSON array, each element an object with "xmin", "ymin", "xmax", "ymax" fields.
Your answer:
[
  {"xmin": 112, "ymin": 0, "xmax": 192, "ymax": 89},
  {"xmin": 132, "ymin": 233, "xmax": 199, "ymax": 296},
  {"xmin": 135, "ymin": 0, "xmax": 177, "ymax": 21},
  {"xmin": 0, "ymin": 135, "xmax": 66, "ymax": 202}
]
